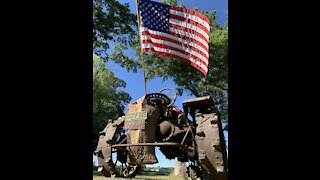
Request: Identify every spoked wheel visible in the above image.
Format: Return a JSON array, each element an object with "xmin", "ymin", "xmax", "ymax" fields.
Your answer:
[
  {"xmin": 183, "ymin": 161, "xmax": 201, "ymax": 180},
  {"xmin": 181, "ymin": 162, "xmax": 188, "ymax": 180},
  {"xmin": 97, "ymin": 156, "xmax": 111, "ymax": 177},
  {"xmin": 189, "ymin": 166, "xmax": 197, "ymax": 180},
  {"xmin": 95, "ymin": 117, "xmax": 140, "ymax": 178},
  {"xmin": 113, "ymin": 135, "xmax": 141, "ymax": 178}
]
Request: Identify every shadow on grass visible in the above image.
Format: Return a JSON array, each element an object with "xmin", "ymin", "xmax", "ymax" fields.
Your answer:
[
  {"xmin": 93, "ymin": 171, "xmax": 158, "ymax": 179},
  {"xmin": 93, "ymin": 171, "xmax": 104, "ymax": 176}
]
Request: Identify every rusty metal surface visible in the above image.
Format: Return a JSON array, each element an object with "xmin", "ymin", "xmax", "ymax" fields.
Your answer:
[
  {"xmin": 95, "ymin": 88, "xmax": 228, "ymax": 180},
  {"xmin": 95, "ymin": 118, "xmax": 140, "ymax": 178},
  {"xmin": 112, "ymin": 142, "xmax": 188, "ymax": 148},
  {"xmin": 158, "ymin": 87, "xmax": 177, "ymax": 106},
  {"xmin": 182, "ymin": 96, "xmax": 212, "ymax": 104},
  {"xmin": 195, "ymin": 112, "xmax": 227, "ymax": 180},
  {"xmin": 180, "ymin": 126, "xmax": 191, "ymax": 145},
  {"xmin": 157, "ymin": 120, "xmax": 174, "ymax": 141},
  {"xmin": 125, "ymin": 98, "xmax": 160, "ymax": 165}
]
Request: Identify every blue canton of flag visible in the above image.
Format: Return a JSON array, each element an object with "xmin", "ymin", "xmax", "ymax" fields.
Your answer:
[{"xmin": 139, "ymin": 0, "xmax": 170, "ymax": 33}]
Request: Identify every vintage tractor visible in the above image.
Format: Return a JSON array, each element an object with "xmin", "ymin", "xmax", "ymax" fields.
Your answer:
[{"xmin": 94, "ymin": 88, "xmax": 227, "ymax": 180}]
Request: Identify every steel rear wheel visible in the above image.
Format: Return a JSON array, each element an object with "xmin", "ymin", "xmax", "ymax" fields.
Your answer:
[{"xmin": 95, "ymin": 118, "xmax": 140, "ymax": 178}]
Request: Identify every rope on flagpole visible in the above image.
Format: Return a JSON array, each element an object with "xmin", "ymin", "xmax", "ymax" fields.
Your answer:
[{"xmin": 135, "ymin": 0, "xmax": 147, "ymax": 95}]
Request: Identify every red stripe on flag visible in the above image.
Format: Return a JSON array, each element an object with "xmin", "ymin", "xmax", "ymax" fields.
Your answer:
[
  {"xmin": 143, "ymin": 48, "xmax": 207, "ymax": 76},
  {"xmin": 141, "ymin": 30, "xmax": 208, "ymax": 52},
  {"xmin": 142, "ymin": 39, "xmax": 208, "ymax": 67},
  {"xmin": 169, "ymin": 23, "xmax": 208, "ymax": 44},
  {"xmin": 141, "ymin": 31, "xmax": 209, "ymax": 59},
  {"xmin": 169, "ymin": 14, "xmax": 210, "ymax": 35},
  {"xmin": 168, "ymin": 30, "xmax": 208, "ymax": 52}
]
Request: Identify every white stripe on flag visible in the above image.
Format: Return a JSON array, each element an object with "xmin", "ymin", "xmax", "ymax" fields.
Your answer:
[
  {"xmin": 140, "ymin": 27, "xmax": 209, "ymax": 58},
  {"xmin": 142, "ymin": 44, "xmax": 208, "ymax": 73},
  {"xmin": 169, "ymin": 27, "xmax": 208, "ymax": 49},
  {"xmin": 169, "ymin": 9, "xmax": 210, "ymax": 31},
  {"xmin": 141, "ymin": 35, "xmax": 209, "ymax": 65},
  {"xmin": 169, "ymin": 18, "xmax": 209, "ymax": 41}
]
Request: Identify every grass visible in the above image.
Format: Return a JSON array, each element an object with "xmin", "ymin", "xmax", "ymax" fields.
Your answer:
[
  {"xmin": 93, "ymin": 175, "xmax": 185, "ymax": 180},
  {"xmin": 93, "ymin": 171, "xmax": 200, "ymax": 180}
]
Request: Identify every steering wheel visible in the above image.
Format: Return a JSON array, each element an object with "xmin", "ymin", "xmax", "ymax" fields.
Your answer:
[
  {"xmin": 158, "ymin": 88, "xmax": 177, "ymax": 107},
  {"xmin": 145, "ymin": 88, "xmax": 177, "ymax": 107}
]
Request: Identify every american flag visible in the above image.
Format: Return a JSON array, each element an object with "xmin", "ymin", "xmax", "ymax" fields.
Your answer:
[{"xmin": 139, "ymin": 0, "xmax": 210, "ymax": 76}]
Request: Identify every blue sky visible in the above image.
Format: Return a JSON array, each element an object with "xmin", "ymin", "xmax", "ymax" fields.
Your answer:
[
  {"xmin": 93, "ymin": 0, "xmax": 228, "ymax": 168},
  {"xmin": 122, "ymin": 0, "xmax": 228, "ymax": 25}
]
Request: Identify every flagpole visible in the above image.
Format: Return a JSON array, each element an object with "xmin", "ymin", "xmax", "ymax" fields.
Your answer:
[{"xmin": 135, "ymin": 0, "xmax": 147, "ymax": 95}]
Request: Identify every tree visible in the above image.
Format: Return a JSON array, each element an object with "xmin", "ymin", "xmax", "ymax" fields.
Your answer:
[
  {"xmin": 93, "ymin": 55, "xmax": 131, "ymax": 152},
  {"xmin": 93, "ymin": 0, "xmax": 142, "ymax": 152},
  {"xmin": 111, "ymin": 0, "xmax": 228, "ymax": 127},
  {"xmin": 93, "ymin": 0, "xmax": 138, "ymax": 65}
]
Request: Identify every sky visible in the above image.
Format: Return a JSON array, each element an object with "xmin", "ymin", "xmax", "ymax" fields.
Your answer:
[{"xmin": 93, "ymin": 0, "xmax": 228, "ymax": 168}]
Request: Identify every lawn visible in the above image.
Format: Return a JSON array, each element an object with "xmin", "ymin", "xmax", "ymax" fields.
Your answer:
[
  {"xmin": 93, "ymin": 175, "xmax": 185, "ymax": 180},
  {"xmin": 93, "ymin": 171, "xmax": 198, "ymax": 180}
]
